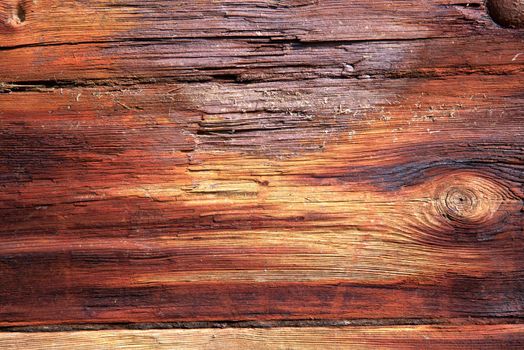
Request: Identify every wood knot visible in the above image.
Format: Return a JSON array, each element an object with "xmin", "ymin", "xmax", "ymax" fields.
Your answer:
[
  {"xmin": 434, "ymin": 173, "xmax": 504, "ymax": 228},
  {"xmin": 438, "ymin": 185, "xmax": 490, "ymax": 225},
  {"xmin": 398, "ymin": 169, "xmax": 520, "ymax": 244},
  {"xmin": 428, "ymin": 171, "xmax": 519, "ymax": 241},
  {"xmin": 1, "ymin": 0, "xmax": 27, "ymax": 29},
  {"xmin": 486, "ymin": 0, "xmax": 524, "ymax": 28}
]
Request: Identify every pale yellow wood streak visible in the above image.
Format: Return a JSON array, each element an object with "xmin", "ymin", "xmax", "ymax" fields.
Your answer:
[{"xmin": 1, "ymin": 325, "xmax": 523, "ymax": 349}]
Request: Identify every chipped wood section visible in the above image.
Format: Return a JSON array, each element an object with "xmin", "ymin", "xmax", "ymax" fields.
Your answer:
[
  {"xmin": 1, "ymin": 325, "xmax": 524, "ymax": 349},
  {"xmin": 0, "ymin": 0, "xmax": 523, "ymax": 335}
]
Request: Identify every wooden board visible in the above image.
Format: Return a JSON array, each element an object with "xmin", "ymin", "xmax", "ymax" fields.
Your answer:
[
  {"xmin": 2, "ymin": 325, "xmax": 524, "ymax": 349},
  {"xmin": 0, "ymin": 0, "xmax": 523, "ymax": 346}
]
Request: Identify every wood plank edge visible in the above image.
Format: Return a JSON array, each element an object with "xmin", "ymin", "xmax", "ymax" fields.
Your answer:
[{"xmin": 1, "ymin": 324, "xmax": 523, "ymax": 349}]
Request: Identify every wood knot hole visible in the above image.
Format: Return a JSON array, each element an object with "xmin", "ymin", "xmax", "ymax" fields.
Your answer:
[
  {"xmin": 486, "ymin": 0, "xmax": 524, "ymax": 28},
  {"xmin": 2, "ymin": 1, "xmax": 26, "ymax": 28},
  {"xmin": 15, "ymin": 1, "xmax": 26, "ymax": 23}
]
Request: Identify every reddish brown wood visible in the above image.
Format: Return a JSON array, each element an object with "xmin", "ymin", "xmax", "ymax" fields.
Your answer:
[
  {"xmin": 487, "ymin": 0, "xmax": 524, "ymax": 28},
  {"xmin": 0, "ymin": 0, "xmax": 523, "ymax": 336}
]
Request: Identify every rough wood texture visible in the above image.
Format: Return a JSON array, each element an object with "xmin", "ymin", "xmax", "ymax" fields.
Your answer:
[
  {"xmin": 0, "ymin": 0, "xmax": 523, "ymax": 336},
  {"xmin": 2, "ymin": 325, "xmax": 524, "ymax": 349}
]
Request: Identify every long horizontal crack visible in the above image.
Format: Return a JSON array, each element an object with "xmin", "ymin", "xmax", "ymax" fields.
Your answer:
[
  {"xmin": 0, "ymin": 34, "xmax": 457, "ymax": 52},
  {"xmin": 2, "ymin": 317, "xmax": 524, "ymax": 332}
]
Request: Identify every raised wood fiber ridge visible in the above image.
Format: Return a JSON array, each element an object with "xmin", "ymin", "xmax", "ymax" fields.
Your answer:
[{"xmin": 0, "ymin": 0, "xmax": 523, "ymax": 344}]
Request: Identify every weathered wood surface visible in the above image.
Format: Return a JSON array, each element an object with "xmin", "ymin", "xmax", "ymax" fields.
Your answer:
[
  {"xmin": 0, "ymin": 0, "xmax": 523, "ymax": 337},
  {"xmin": 2, "ymin": 325, "xmax": 524, "ymax": 349}
]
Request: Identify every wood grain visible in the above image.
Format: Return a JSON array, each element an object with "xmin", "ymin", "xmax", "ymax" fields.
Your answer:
[
  {"xmin": 0, "ymin": 0, "xmax": 523, "ymax": 330},
  {"xmin": 1, "ymin": 325, "xmax": 524, "ymax": 349},
  {"xmin": 0, "ymin": 1, "xmax": 522, "ymax": 83}
]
